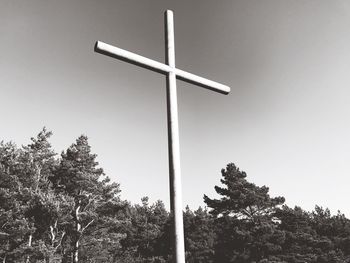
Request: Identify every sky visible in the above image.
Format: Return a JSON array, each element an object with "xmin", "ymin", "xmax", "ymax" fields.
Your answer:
[{"xmin": 1, "ymin": 0, "xmax": 350, "ymax": 215}]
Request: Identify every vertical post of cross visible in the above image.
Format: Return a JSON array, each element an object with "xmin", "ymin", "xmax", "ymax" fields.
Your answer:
[{"xmin": 164, "ymin": 10, "xmax": 186, "ymax": 263}]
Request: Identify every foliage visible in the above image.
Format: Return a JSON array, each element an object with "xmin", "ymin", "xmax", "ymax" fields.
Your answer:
[
  {"xmin": 1, "ymin": 132, "xmax": 350, "ymax": 262},
  {"xmin": 204, "ymin": 163, "xmax": 350, "ymax": 263}
]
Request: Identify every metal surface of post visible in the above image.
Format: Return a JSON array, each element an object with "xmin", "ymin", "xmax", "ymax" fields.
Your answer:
[{"xmin": 164, "ymin": 10, "xmax": 186, "ymax": 263}]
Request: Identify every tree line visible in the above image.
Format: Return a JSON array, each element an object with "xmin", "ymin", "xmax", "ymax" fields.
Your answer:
[{"xmin": 0, "ymin": 129, "xmax": 350, "ymax": 262}]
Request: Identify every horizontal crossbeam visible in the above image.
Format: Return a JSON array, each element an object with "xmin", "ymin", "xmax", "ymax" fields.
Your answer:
[{"xmin": 94, "ymin": 41, "xmax": 230, "ymax": 95}]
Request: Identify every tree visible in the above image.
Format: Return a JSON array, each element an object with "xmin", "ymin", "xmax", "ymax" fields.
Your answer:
[
  {"xmin": 119, "ymin": 197, "xmax": 169, "ymax": 262},
  {"xmin": 52, "ymin": 135, "xmax": 124, "ymax": 263},
  {"xmin": 0, "ymin": 142, "xmax": 33, "ymax": 262},
  {"xmin": 274, "ymin": 205, "xmax": 350, "ymax": 263},
  {"xmin": 204, "ymin": 163, "xmax": 285, "ymax": 219},
  {"xmin": 274, "ymin": 205, "xmax": 318, "ymax": 262},
  {"xmin": 204, "ymin": 163, "xmax": 285, "ymax": 262},
  {"xmin": 183, "ymin": 206, "xmax": 215, "ymax": 263},
  {"xmin": 0, "ymin": 130, "xmax": 60, "ymax": 263},
  {"xmin": 21, "ymin": 128, "xmax": 71, "ymax": 263}
]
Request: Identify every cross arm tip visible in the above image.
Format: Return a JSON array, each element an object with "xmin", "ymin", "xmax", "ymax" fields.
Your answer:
[
  {"xmin": 218, "ymin": 85, "xmax": 231, "ymax": 95},
  {"xmin": 164, "ymin": 9, "xmax": 174, "ymax": 16},
  {"xmin": 212, "ymin": 86, "xmax": 230, "ymax": 95},
  {"xmin": 94, "ymin": 41, "xmax": 101, "ymax": 53},
  {"xmin": 223, "ymin": 88, "xmax": 231, "ymax": 95}
]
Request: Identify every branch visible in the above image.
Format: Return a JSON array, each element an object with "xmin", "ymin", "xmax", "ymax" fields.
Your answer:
[
  {"xmin": 81, "ymin": 219, "xmax": 94, "ymax": 235},
  {"xmin": 54, "ymin": 231, "xmax": 66, "ymax": 251},
  {"xmin": 242, "ymin": 209, "xmax": 252, "ymax": 218},
  {"xmin": 1, "ymin": 221, "xmax": 9, "ymax": 229},
  {"xmin": 83, "ymin": 196, "xmax": 99, "ymax": 212},
  {"xmin": 0, "ymin": 231, "xmax": 10, "ymax": 236},
  {"xmin": 49, "ymin": 225, "xmax": 55, "ymax": 245}
]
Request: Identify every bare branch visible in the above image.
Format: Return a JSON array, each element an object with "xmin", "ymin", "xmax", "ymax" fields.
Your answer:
[
  {"xmin": 54, "ymin": 231, "xmax": 66, "ymax": 251},
  {"xmin": 81, "ymin": 219, "xmax": 95, "ymax": 234}
]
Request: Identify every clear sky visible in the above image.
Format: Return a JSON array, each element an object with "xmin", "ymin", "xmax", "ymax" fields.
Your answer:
[{"xmin": 1, "ymin": 0, "xmax": 350, "ymax": 215}]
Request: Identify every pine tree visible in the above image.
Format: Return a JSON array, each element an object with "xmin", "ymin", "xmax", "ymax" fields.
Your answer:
[
  {"xmin": 0, "ymin": 141, "xmax": 34, "ymax": 262},
  {"xmin": 52, "ymin": 135, "xmax": 124, "ymax": 263},
  {"xmin": 183, "ymin": 206, "xmax": 215, "ymax": 263},
  {"xmin": 204, "ymin": 163, "xmax": 285, "ymax": 262},
  {"xmin": 204, "ymin": 163, "xmax": 285, "ymax": 219},
  {"xmin": 120, "ymin": 198, "xmax": 169, "ymax": 262}
]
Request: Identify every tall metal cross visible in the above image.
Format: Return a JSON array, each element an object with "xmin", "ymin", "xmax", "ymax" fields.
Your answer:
[{"xmin": 94, "ymin": 10, "xmax": 230, "ymax": 263}]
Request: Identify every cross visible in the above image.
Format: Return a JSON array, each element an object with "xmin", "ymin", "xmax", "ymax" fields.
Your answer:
[{"xmin": 94, "ymin": 10, "xmax": 230, "ymax": 263}]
